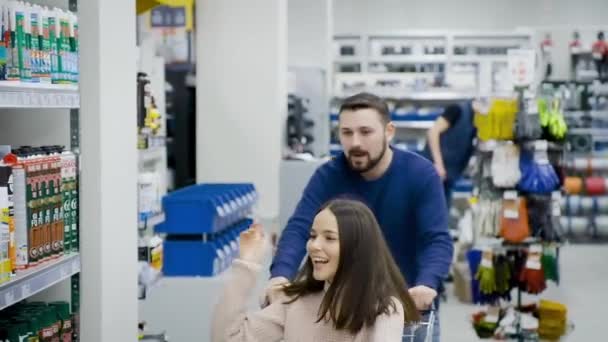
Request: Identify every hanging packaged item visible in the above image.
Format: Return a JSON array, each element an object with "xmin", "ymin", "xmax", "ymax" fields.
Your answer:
[
  {"xmin": 538, "ymin": 299, "xmax": 568, "ymax": 340},
  {"xmin": 474, "ymin": 98, "xmax": 518, "ymax": 141},
  {"xmin": 518, "ymin": 146, "xmax": 560, "ymax": 194},
  {"xmin": 585, "ymin": 176, "xmax": 606, "ymax": 195},
  {"xmin": 527, "ymin": 194, "xmax": 561, "ymax": 241},
  {"xmin": 538, "ymin": 98, "xmax": 568, "ymax": 141},
  {"xmin": 500, "ymin": 194, "xmax": 530, "ymax": 243},
  {"xmin": 491, "ymin": 143, "xmax": 521, "ymax": 188},
  {"xmin": 563, "ymin": 176, "xmax": 583, "ymax": 194},
  {"xmin": 515, "ymin": 97, "xmax": 542, "ymax": 141}
]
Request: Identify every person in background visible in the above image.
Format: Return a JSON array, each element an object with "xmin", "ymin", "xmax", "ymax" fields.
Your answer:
[
  {"xmin": 422, "ymin": 102, "xmax": 476, "ymax": 207},
  {"xmin": 266, "ymin": 92, "xmax": 453, "ymax": 342},
  {"xmin": 592, "ymin": 31, "xmax": 608, "ymax": 79},
  {"xmin": 540, "ymin": 33, "xmax": 554, "ymax": 79},
  {"xmin": 570, "ymin": 31, "xmax": 583, "ymax": 79},
  {"xmin": 212, "ymin": 199, "xmax": 421, "ymax": 342}
]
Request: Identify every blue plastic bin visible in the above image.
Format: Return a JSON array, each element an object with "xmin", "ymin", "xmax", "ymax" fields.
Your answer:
[{"xmin": 158, "ymin": 183, "xmax": 257, "ymax": 234}]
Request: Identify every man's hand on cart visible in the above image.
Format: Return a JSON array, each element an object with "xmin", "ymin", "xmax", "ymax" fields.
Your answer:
[{"xmin": 408, "ymin": 286, "xmax": 437, "ymax": 311}]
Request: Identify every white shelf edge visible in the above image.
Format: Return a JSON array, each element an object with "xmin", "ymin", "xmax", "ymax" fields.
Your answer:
[
  {"xmin": 0, "ymin": 81, "xmax": 80, "ymax": 109},
  {"xmin": 0, "ymin": 253, "xmax": 81, "ymax": 311}
]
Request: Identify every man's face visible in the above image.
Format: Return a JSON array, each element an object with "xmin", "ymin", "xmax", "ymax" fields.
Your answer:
[{"xmin": 338, "ymin": 108, "xmax": 393, "ymax": 173}]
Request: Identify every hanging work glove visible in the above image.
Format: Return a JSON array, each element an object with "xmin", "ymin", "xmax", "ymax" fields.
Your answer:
[
  {"xmin": 518, "ymin": 149, "xmax": 560, "ymax": 194},
  {"xmin": 493, "ymin": 254, "xmax": 512, "ymax": 300},
  {"xmin": 500, "ymin": 196, "xmax": 531, "ymax": 243},
  {"xmin": 519, "ymin": 246, "xmax": 547, "ymax": 294},
  {"xmin": 541, "ymin": 246, "xmax": 560, "ymax": 285},
  {"xmin": 476, "ymin": 250, "xmax": 497, "ymax": 296},
  {"xmin": 548, "ymin": 99, "xmax": 568, "ymax": 140},
  {"xmin": 491, "ymin": 144, "xmax": 522, "ymax": 188}
]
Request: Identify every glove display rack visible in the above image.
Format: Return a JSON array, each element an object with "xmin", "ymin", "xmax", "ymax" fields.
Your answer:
[{"xmin": 464, "ymin": 81, "xmax": 573, "ymax": 340}]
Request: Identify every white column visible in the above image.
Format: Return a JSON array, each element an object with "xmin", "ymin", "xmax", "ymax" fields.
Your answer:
[
  {"xmin": 79, "ymin": 0, "xmax": 138, "ymax": 341},
  {"xmin": 196, "ymin": 0, "xmax": 287, "ymax": 219},
  {"xmin": 288, "ymin": 0, "xmax": 333, "ymax": 71}
]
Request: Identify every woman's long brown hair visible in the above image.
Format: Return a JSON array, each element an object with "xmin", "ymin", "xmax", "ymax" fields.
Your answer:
[{"xmin": 282, "ymin": 199, "xmax": 421, "ymax": 334}]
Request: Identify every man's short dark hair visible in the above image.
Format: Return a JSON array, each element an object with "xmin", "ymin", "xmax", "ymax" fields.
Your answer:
[{"xmin": 338, "ymin": 92, "xmax": 390, "ymax": 124}]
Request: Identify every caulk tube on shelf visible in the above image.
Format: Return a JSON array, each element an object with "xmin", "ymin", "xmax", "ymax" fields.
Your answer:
[
  {"xmin": 6, "ymin": 1, "xmax": 19, "ymax": 80},
  {"xmin": 68, "ymin": 12, "xmax": 76, "ymax": 84},
  {"xmin": 0, "ymin": 0, "xmax": 7, "ymax": 80},
  {"xmin": 40, "ymin": 6, "xmax": 50, "ymax": 82},
  {"xmin": 48, "ymin": 7, "xmax": 58, "ymax": 83},
  {"xmin": 60, "ymin": 150, "xmax": 74, "ymax": 253},
  {"xmin": 22, "ymin": 1, "xmax": 33, "ymax": 82},
  {"xmin": 15, "ymin": 1, "xmax": 29, "ymax": 82},
  {"xmin": 58, "ymin": 9, "xmax": 68, "ymax": 84}
]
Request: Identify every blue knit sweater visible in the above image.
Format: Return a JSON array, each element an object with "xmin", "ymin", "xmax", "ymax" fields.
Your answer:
[{"xmin": 270, "ymin": 147, "xmax": 454, "ymax": 290}]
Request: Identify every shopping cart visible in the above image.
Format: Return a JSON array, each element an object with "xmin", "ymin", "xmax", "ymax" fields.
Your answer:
[{"xmin": 403, "ymin": 308, "xmax": 436, "ymax": 342}]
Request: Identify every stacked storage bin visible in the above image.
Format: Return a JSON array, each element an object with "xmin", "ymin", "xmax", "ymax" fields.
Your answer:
[{"xmin": 156, "ymin": 183, "xmax": 258, "ymax": 277}]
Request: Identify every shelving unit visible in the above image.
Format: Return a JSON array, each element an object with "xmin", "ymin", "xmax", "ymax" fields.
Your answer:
[
  {"xmin": 332, "ymin": 30, "xmax": 535, "ymax": 97},
  {"xmin": 0, "ymin": 254, "xmax": 80, "ymax": 311}
]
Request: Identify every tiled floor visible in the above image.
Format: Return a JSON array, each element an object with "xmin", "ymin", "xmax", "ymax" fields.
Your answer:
[{"xmin": 438, "ymin": 244, "xmax": 607, "ymax": 341}]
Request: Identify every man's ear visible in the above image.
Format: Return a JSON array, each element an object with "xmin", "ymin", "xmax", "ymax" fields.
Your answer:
[{"xmin": 385, "ymin": 121, "xmax": 396, "ymax": 142}]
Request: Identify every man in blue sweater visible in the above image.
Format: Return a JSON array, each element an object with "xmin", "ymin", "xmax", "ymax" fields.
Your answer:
[{"xmin": 268, "ymin": 92, "xmax": 453, "ymax": 341}]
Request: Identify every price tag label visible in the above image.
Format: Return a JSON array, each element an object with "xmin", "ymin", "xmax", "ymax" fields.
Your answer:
[
  {"xmin": 486, "ymin": 306, "xmax": 501, "ymax": 323},
  {"xmin": 552, "ymin": 203, "xmax": 561, "ymax": 217},
  {"xmin": 526, "ymin": 259, "xmax": 542, "ymax": 270},
  {"xmin": 60, "ymin": 265, "xmax": 69, "ymax": 278},
  {"xmin": 504, "ymin": 191, "xmax": 518, "ymax": 200},
  {"xmin": 508, "ymin": 49, "xmax": 536, "ymax": 87},
  {"xmin": 4, "ymin": 291, "xmax": 15, "ymax": 305},
  {"xmin": 530, "ymin": 244, "xmax": 543, "ymax": 254},
  {"xmin": 481, "ymin": 258, "xmax": 493, "ymax": 268},
  {"xmin": 535, "ymin": 140, "xmax": 548, "ymax": 151},
  {"xmin": 21, "ymin": 284, "xmax": 31, "ymax": 297},
  {"xmin": 504, "ymin": 209, "xmax": 519, "ymax": 219},
  {"xmin": 72, "ymin": 260, "xmax": 79, "ymax": 274},
  {"xmin": 527, "ymin": 100, "xmax": 539, "ymax": 115}
]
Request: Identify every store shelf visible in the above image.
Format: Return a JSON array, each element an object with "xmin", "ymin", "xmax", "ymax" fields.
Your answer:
[
  {"xmin": 393, "ymin": 120, "xmax": 434, "ymax": 129},
  {"xmin": 369, "ymin": 55, "xmax": 447, "ymax": 64},
  {"xmin": 139, "ymin": 212, "xmax": 165, "ymax": 230},
  {"xmin": 139, "ymin": 147, "xmax": 165, "ymax": 164},
  {"xmin": 0, "ymin": 253, "xmax": 80, "ymax": 311},
  {"xmin": 335, "ymin": 57, "xmax": 362, "ymax": 64},
  {"xmin": 0, "ymin": 82, "xmax": 79, "ymax": 108}
]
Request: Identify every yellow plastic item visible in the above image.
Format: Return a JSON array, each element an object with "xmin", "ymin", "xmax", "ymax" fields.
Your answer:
[
  {"xmin": 538, "ymin": 299, "xmax": 568, "ymax": 340},
  {"xmin": 474, "ymin": 98, "xmax": 518, "ymax": 141}
]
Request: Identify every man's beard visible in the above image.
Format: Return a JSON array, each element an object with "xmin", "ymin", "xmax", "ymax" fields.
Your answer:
[{"xmin": 346, "ymin": 139, "xmax": 387, "ymax": 174}]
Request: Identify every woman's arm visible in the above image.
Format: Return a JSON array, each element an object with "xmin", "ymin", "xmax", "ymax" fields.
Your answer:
[
  {"xmin": 211, "ymin": 259, "xmax": 286, "ymax": 342},
  {"xmin": 370, "ymin": 297, "xmax": 405, "ymax": 342}
]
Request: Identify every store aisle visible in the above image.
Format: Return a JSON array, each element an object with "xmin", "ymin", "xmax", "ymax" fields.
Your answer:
[{"xmin": 440, "ymin": 244, "xmax": 607, "ymax": 341}]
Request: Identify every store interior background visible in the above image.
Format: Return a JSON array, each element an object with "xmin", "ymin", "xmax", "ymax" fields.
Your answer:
[{"xmin": 0, "ymin": 0, "xmax": 606, "ymax": 340}]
